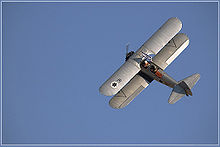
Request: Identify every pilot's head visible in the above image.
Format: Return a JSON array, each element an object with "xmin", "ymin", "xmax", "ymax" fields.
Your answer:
[{"xmin": 143, "ymin": 60, "xmax": 150, "ymax": 68}]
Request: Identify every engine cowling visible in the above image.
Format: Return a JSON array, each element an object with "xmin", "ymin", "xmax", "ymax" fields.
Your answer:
[{"xmin": 125, "ymin": 51, "xmax": 134, "ymax": 61}]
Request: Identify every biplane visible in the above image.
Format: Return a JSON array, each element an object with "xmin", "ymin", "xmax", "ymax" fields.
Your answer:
[{"xmin": 99, "ymin": 17, "xmax": 200, "ymax": 109}]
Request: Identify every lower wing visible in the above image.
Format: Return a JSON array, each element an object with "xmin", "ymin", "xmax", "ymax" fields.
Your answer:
[
  {"xmin": 152, "ymin": 33, "xmax": 189, "ymax": 70},
  {"xmin": 109, "ymin": 73, "xmax": 153, "ymax": 109}
]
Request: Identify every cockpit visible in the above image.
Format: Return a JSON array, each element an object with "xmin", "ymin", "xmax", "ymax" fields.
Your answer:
[
  {"xmin": 141, "ymin": 60, "xmax": 158, "ymax": 74},
  {"xmin": 142, "ymin": 52, "xmax": 153, "ymax": 62}
]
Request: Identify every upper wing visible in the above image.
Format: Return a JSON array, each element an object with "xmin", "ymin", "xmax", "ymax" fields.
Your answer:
[
  {"xmin": 99, "ymin": 17, "xmax": 182, "ymax": 96},
  {"xmin": 109, "ymin": 73, "xmax": 153, "ymax": 109},
  {"xmin": 152, "ymin": 33, "xmax": 189, "ymax": 70},
  {"xmin": 99, "ymin": 59, "xmax": 140, "ymax": 96},
  {"xmin": 133, "ymin": 17, "xmax": 182, "ymax": 57}
]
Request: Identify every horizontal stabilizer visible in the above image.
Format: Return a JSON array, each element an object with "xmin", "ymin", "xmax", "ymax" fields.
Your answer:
[
  {"xmin": 168, "ymin": 73, "xmax": 200, "ymax": 104},
  {"xmin": 168, "ymin": 84, "xmax": 186, "ymax": 104}
]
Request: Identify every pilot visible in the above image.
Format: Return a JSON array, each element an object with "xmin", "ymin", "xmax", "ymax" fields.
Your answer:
[
  {"xmin": 150, "ymin": 65, "xmax": 157, "ymax": 73},
  {"xmin": 143, "ymin": 60, "xmax": 150, "ymax": 68}
]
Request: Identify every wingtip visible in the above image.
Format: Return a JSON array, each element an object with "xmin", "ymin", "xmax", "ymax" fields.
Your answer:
[
  {"xmin": 195, "ymin": 73, "xmax": 201, "ymax": 79},
  {"xmin": 99, "ymin": 85, "xmax": 113, "ymax": 96},
  {"xmin": 168, "ymin": 17, "xmax": 182, "ymax": 30},
  {"xmin": 168, "ymin": 99, "xmax": 175, "ymax": 104},
  {"xmin": 109, "ymin": 98, "xmax": 124, "ymax": 109},
  {"xmin": 169, "ymin": 17, "xmax": 182, "ymax": 24}
]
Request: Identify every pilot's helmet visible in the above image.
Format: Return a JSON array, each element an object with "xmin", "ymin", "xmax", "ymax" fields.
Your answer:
[
  {"xmin": 144, "ymin": 60, "xmax": 149, "ymax": 67},
  {"xmin": 150, "ymin": 65, "xmax": 157, "ymax": 72}
]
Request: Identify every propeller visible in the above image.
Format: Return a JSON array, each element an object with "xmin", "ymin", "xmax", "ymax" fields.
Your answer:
[{"xmin": 126, "ymin": 43, "xmax": 130, "ymax": 56}]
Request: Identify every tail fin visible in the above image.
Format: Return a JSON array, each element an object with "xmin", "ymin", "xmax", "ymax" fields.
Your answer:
[{"xmin": 168, "ymin": 73, "xmax": 200, "ymax": 104}]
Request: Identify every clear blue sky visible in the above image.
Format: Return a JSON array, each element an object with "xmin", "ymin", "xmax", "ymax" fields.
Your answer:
[{"xmin": 2, "ymin": 2, "xmax": 218, "ymax": 145}]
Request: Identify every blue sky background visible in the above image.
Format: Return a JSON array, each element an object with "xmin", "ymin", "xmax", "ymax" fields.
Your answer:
[{"xmin": 1, "ymin": 2, "xmax": 218, "ymax": 145}]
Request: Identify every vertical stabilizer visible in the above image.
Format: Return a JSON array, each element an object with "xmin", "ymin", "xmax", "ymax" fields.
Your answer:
[
  {"xmin": 168, "ymin": 73, "xmax": 200, "ymax": 104},
  {"xmin": 181, "ymin": 73, "xmax": 200, "ymax": 89}
]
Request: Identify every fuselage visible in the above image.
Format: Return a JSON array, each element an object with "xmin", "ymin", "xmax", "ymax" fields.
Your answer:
[{"xmin": 139, "ymin": 60, "xmax": 178, "ymax": 88}]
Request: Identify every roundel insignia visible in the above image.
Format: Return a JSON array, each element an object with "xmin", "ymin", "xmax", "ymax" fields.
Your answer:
[{"xmin": 111, "ymin": 81, "xmax": 118, "ymax": 89}]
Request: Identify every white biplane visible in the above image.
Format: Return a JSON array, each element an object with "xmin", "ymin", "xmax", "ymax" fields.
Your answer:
[{"xmin": 99, "ymin": 17, "xmax": 200, "ymax": 109}]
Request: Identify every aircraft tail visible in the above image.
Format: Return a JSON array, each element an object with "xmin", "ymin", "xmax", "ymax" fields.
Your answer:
[{"xmin": 168, "ymin": 73, "xmax": 200, "ymax": 104}]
